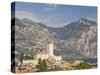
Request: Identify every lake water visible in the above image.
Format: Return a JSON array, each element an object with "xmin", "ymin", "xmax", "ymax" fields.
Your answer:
[
  {"xmin": 80, "ymin": 58, "xmax": 97, "ymax": 63},
  {"xmin": 64, "ymin": 58, "xmax": 97, "ymax": 64}
]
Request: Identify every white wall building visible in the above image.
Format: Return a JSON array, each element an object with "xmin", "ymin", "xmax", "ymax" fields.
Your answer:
[
  {"xmin": 22, "ymin": 41, "xmax": 62, "ymax": 66},
  {"xmin": 35, "ymin": 53, "xmax": 49, "ymax": 60}
]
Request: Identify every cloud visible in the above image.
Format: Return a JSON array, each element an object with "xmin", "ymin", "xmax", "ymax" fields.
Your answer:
[
  {"xmin": 15, "ymin": 10, "xmax": 42, "ymax": 22},
  {"xmin": 46, "ymin": 4, "xmax": 58, "ymax": 8},
  {"xmin": 44, "ymin": 4, "xmax": 58, "ymax": 11},
  {"xmin": 15, "ymin": 10, "xmax": 83, "ymax": 28},
  {"xmin": 41, "ymin": 14, "xmax": 69, "ymax": 27},
  {"xmin": 15, "ymin": 10, "xmax": 72, "ymax": 27}
]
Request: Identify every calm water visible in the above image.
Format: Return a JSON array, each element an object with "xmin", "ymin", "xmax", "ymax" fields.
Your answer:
[
  {"xmin": 64, "ymin": 58, "xmax": 97, "ymax": 63},
  {"xmin": 80, "ymin": 58, "xmax": 97, "ymax": 63}
]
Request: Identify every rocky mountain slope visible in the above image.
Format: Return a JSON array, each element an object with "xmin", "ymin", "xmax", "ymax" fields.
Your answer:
[{"xmin": 12, "ymin": 17, "xmax": 97, "ymax": 60}]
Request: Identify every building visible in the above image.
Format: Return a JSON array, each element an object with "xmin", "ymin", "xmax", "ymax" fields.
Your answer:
[
  {"xmin": 22, "ymin": 41, "xmax": 62, "ymax": 66},
  {"xmin": 34, "ymin": 53, "xmax": 49, "ymax": 60},
  {"xmin": 46, "ymin": 41, "xmax": 62, "ymax": 61},
  {"xmin": 23, "ymin": 59, "xmax": 38, "ymax": 67},
  {"xmin": 47, "ymin": 41, "xmax": 54, "ymax": 56}
]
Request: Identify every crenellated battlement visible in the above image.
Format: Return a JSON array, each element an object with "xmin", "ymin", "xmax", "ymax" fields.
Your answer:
[{"xmin": 23, "ymin": 59, "xmax": 38, "ymax": 65}]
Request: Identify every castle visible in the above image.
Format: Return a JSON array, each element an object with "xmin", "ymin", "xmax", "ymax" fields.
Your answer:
[{"xmin": 22, "ymin": 41, "xmax": 62, "ymax": 66}]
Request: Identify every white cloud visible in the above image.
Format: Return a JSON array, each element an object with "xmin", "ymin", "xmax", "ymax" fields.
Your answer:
[
  {"xmin": 41, "ymin": 15, "xmax": 69, "ymax": 27},
  {"xmin": 44, "ymin": 4, "xmax": 58, "ymax": 11},
  {"xmin": 15, "ymin": 10, "xmax": 42, "ymax": 22},
  {"xmin": 46, "ymin": 4, "xmax": 58, "ymax": 8},
  {"xmin": 15, "ymin": 10, "xmax": 70, "ymax": 27}
]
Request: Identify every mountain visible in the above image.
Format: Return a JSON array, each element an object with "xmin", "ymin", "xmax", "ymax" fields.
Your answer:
[
  {"xmin": 47, "ymin": 18, "xmax": 97, "ymax": 59},
  {"xmin": 12, "ymin": 17, "xmax": 97, "ymax": 60}
]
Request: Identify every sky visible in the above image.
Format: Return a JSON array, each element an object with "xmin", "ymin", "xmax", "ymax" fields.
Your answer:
[{"xmin": 13, "ymin": 2, "xmax": 97, "ymax": 27}]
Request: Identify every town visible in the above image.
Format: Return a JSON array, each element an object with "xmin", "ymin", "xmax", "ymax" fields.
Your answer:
[{"xmin": 14, "ymin": 41, "xmax": 97, "ymax": 73}]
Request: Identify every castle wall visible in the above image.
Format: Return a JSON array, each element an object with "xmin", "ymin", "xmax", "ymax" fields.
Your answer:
[
  {"xmin": 23, "ymin": 59, "xmax": 38, "ymax": 66},
  {"xmin": 35, "ymin": 53, "xmax": 49, "ymax": 60}
]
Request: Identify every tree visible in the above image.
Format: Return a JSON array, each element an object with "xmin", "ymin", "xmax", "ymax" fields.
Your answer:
[
  {"xmin": 50, "ymin": 65, "xmax": 61, "ymax": 71},
  {"xmin": 75, "ymin": 62, "xmax": 92, "ymax": 69},
  {"xmin": 36, "ymin": 58, "xmax": 48, "ymax": 72},
  {"xmin": 42, "ymin": 60, "xmax": 48, "ymax": 71}
]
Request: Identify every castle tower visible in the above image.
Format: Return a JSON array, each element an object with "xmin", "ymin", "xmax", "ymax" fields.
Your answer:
[{"xmin": 47, "ymin": 41, "xmax": 54, "ymax": 56}]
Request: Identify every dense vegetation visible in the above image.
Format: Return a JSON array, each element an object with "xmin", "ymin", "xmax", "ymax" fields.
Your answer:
[
  {"xmin": 36, "ymin": 58, "xmax": 48, "ymax": 72},
  {"xmin": 75, "ymin": 62, "xmax": 92, "ymax": 69}
]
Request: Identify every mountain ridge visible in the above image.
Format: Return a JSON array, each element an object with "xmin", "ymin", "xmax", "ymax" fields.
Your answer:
[{"xmin": 12, "ymin": 17, "xmax": 97, "ymax": 60}]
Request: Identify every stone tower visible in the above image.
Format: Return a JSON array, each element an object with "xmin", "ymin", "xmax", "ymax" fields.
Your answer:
[{"xmin": 47, "ymin": 41, "xmax": 54, "ymax": 56}]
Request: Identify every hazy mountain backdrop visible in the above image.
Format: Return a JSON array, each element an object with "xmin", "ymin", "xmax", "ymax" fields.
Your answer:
[{"xmin": 12, "ymin": 17, "xmax": 97, "ymax": 60}]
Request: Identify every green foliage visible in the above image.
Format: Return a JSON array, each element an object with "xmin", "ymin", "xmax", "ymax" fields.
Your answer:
[
  {"xmin": 52, "ymin": 65, "xmax": 61, "ymax": 71},
  {"xmin": 36, "ymin": 58, "xmax": 48, "ymax": 72},
  {"xmin": 75, "ymin": 62, "xmax": 92, "ymax": 69}
]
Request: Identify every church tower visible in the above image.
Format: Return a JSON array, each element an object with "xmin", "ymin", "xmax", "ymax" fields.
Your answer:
[{"xmin": 47, "ymin": 41, "xmax": 54, "ymax": 56}]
